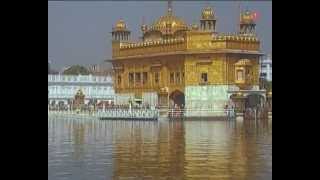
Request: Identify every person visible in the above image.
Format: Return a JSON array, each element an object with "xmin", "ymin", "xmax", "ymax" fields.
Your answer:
[
  {"xmin": 231, "ymin": 105, "xmax": 234, "ymax": 118},
  {"xmin": 225, "ymin": 105, "xmax": 229, "ymax": 117},
  {"xmin": 245, "ymin": 107, "xmax": 249, "ymax": 119}
]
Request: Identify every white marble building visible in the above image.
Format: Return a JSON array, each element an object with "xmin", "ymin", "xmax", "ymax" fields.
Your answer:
[
  {"xmin": 48, "ymin": 74, "xmax": 115, "ymax": 105},
  {"xmin": 260, "ymin": 54, "xmax": 272, "ymax": 81}
]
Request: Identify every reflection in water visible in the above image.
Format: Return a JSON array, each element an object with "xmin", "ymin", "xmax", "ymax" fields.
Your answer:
[
  {"xmin": 112, "ymin": 120, "xmax": 186, "ymax": 180},
  {"xmin": 48, "ymin": 117, "xmax": 272, "ymax": 180}
]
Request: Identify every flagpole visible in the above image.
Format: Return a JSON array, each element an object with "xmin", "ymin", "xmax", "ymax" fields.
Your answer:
[{"xmin": 238, "ymin": 1, "xmax": 241, "ymax": 33}]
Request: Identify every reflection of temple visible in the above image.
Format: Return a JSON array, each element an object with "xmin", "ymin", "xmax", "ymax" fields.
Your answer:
[
  {"xmin": 112, "ymin": 121, "xmax": 185, "ymax": 179},
  {"xmin": 228, "ymin": 120, "xmax": 272, "ymax": 179},
  {"xmin": 184, "ymin": 121, "xmax": 233, "ymax": 178},
  {"xmin": 72, "ymin": 122, "xmax": 85, "ymax": 160},
  {"xmin": 111, "ymin": 120, "xmax": 271, "ymax": 179},
  {"xmin": 183, "ymin": 120, "xmax": 271, "ymax": 179},
  {"xmin": 109, "ymin": 1, "xmax": 265, "ymax": 116}
]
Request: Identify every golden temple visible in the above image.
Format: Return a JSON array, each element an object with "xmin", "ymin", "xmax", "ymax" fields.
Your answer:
[{"xmin": 108, "ymin": 1, "xmax": 265, "ymax": 116}]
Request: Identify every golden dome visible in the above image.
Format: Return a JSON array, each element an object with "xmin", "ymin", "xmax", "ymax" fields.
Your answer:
[
  {"xmin": 240, "ymin": 10, "xmax": 255, "ymax": 24},
  {"xmin": 113, "ymin": 19, "xmax": 127, "ymax": 31},
  {"xmin": 202, "ymin": 6, "xmax": 215, "ymax": 20},
  {"xmin": 150, "ymin": 14, "xmax": 188, "ymax": 34}
]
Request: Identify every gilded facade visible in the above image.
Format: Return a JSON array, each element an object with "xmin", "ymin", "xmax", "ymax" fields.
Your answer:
[{"xmin": 108, "ymin": 1, "xmax": 265, "ymax": 116}]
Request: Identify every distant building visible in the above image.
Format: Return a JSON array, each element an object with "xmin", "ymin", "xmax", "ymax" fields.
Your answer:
[
  {"xmin": 88, "ymin": 62, "xmax": 113, "ymax": 76},
  {"xmin": 62, "ymin": 65, "xmax": 90, "ymax": 75},
  {"xmin": 260, "ymin": 54, "xmax": 272, "ymax": 81},
  {"xmin": 48, "ymin": 74, "xmax": 115, "ymax": 105}
]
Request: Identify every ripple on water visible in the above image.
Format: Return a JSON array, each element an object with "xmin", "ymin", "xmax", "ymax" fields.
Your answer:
[{"xmin": 48, "ymin": 118, "xmax": 272, "ymax": 180}]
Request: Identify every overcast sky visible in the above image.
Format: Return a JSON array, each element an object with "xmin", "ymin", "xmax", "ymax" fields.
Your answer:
[{"xmin": 48, "ymin": 1, "xmax": 272, "ymax": 70}]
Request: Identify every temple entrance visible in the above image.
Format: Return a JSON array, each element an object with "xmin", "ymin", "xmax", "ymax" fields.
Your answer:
[
  {"xmin": 169, "ymin": 90, "xmax": 185, "ymax": 109},
  {"xmin": 134, "ymin": 93, "xmax": 143, "ymax": 105},
  {"xmin": 158, "ymin": 87, "xmax": 169, "ymax": 108},
  {"xmin": 244, "ymin": 93, "xmax": 267, "ymax": 120},
  {"xmin": 245, "ymin": 94, "xmax": 265, "ymax": 109},
  {"xmin": 230, "ymin": 93, "xmax": 265, "ymax": 113},
  {"xmin": 158, "ymin": 93, "xmax": 168, "ymax": 107},
  {"xmin": 230, "ymin": 94, "xmax": 246, "ymax": 112}
]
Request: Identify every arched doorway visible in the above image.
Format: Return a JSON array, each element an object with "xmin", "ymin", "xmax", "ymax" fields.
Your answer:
[
  {"xmin": 230, "ymin": 93, "xmax": 265, "ymax": 113},
  {"xmin": 244, "ymin": 93, "xmax": 267, "ymax": 120},
  {"xmin": 245, "ymin": 93, "xmax": 265, "ymax": 109},
  {"xmin": 230, "ymin": 93, "xmax": 246, "ymax": 112},
  {"xmin": 169, "ymin": 90, "xmax": 185, "ymax": 108}
]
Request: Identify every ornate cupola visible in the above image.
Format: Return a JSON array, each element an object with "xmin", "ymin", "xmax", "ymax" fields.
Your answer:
[
  {"xmin": 239, "ymin": 9, "xmax": 257, "ymax": 35},
  {"xmin": 111, "ymin": 19, "xmax": 131, "ymax": 41},
  {"xmin": 200, "ymin": 5, "xmax": 216, "ymax": 32}
]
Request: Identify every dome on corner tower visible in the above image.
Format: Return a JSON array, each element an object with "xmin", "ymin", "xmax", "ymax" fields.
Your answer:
[
  {"xmin": 240, "ymin": 10, "xmax": 256, "ymax": 24},
  {"xmin": 113, "ymin": 19, "xmax": 128, "ymax": 31},
  {"xmin": 201, "ymin": 6, "xmax": 215, "ymax": 20}
]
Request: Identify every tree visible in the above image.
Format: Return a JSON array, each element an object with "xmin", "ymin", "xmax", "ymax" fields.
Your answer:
[{"xmin": 63, "ymin": 65, "xmax": 90, "ymax": 75}]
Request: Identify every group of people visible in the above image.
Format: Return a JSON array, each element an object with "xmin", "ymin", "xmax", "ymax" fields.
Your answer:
[
  {"xmin": 97, "ymin": 104, "xmax": 153, "ymax": 110},
  {"xmin": 49, "ymin": 103, "xmax": 159, "ymax": 112},
  {"xmin": 48, "ymin": 104, "xmax": 70, "ymax": 111},
  {"xmin": 244, "ymin": 105, "xmax": 269, "ymax": 120},
  {"xmin": 225, "ymin": 103, "xmax": 271, "ymax": 119},
  {"xmin": 168, "ymin": 104, "xmax": 184, "ymax": 118},
  {"xmin": 224, "ymin": 105, "xmax": 236, "ymax": 118}
]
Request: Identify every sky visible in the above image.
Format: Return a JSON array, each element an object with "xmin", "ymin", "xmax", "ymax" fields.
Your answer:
[{"xmin": 48, "ymin": 1, "xmax": 272, "ymax": 70}]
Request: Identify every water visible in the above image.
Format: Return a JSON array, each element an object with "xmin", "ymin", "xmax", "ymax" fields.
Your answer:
[{"xmin": 48, "ymin": 116, "xmax": 272, "ymax": 180}]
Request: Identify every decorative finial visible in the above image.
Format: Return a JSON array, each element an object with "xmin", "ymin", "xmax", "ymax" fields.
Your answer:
[
  {"xmin": 141, "ymin": 16, "xmax": 147, "ymax": 33},
  {"xmin": 205, "ymin": 1, "xmax": 210, "ymax": 7},
  {"xmin": 168, "ymin": 0, "xmax": 173, "ymax": 15}
]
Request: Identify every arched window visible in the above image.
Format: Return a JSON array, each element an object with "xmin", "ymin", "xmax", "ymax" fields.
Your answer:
[
  {"xmin": 201, "ymin": 72, "xmax": 208, "ymax": 83},
  {"xmin": 154, "ymin": 72, "xmax": 159, "ymax": 84},
  {"xmin": 237, "ymin": 70, "xmax": 244, "ymax": 81},
  {"xmin": 176, "ymin": 72, "xmax": 180, "ymax": 84},
  {"xmin": 170, "ymin": 72, "xmax": 174, "ymax": 84},
  {"xmin": 143, "ymin": 72, "xmax": 148, "ymax": 85},
  {"xmin": 135, "ymin": 73, "xmax": 140, "ymax": 86},
  {"xmin": 117, "ymin": 75, "xmax": 122, "ymax": 85},
  {"xmin": 129, "ymin": 73, "xmax": 134, "ymax": 86}
]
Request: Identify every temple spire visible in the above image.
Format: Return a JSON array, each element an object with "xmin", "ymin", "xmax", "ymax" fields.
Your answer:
[{"xmin": 167, "ymin": 0, "xmax": 173, "ymax": 15}]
